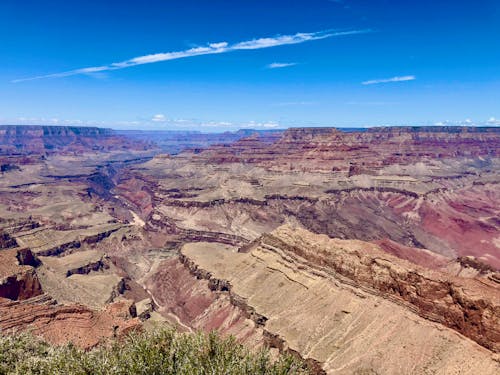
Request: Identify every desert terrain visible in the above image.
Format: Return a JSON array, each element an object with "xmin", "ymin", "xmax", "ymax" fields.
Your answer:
[{"xmin": 0, "ymin": 125, "xmax": 499, "ymax": 374}]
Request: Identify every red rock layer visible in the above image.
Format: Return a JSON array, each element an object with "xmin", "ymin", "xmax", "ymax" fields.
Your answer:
[
  {"xmin": 0, "ymin": 248, "xmax": 42, "ymax": 300},
  {"xmin": 0, "ymin": 296, "xmax": 140, "ymax": 348},
  {"xmin": 194, "ymin": 126, "xmax": 500, "ymax": 172},
  {"xmin": 374, "ymin": 238, "xmax": 450, "ymax": 269},
  {"xmin": 0, "ymin": 125, "xmax": 150, "ymax": 155},
  {"xmin": 0, "ymin": 245, "xmax": 140, "ymax": 349},
  {"xmin": 145, "ymin": 258, "xmax": 265, "ymax": 346},
  {"xmin": 257, "ymin": 229, "xmax": 500, "ymax": 352}
]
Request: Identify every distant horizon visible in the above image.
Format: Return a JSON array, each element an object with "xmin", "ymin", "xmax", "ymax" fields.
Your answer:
[{"xmin": 0, "ymin": 122, "xmax": 498, "ymax": 134}]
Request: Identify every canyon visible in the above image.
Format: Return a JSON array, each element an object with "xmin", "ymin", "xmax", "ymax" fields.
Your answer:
[{"xmin": 0, "ymin": 125, "xmax": 498, "ymax": 374}]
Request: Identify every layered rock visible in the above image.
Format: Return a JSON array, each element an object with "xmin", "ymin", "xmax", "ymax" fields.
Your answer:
[
  {"xmin": 145, "ymin": 254, "xmax": 266, "ymax": 347},
  {"xmin": 14, "ymin": 224, "xmax": 123, "ymax": 257},
  {"xmin": 121, "ymin": 126, "xmax": 499, "ymax": 270},
  {"xmin": 175, "ymin": 226, "xmax": 500, "ymax": 374},
  {"xmin": 0, "ymin": 296, "xmax": 140, "ymax": 348},
  {"xmin": 258, "ymin": 226, "xmax": 500, "ymax": 352},
  {"xmin": 0, "ymin": 239, "xmax": 141, "ymax": 349},
  {"xmin": 0, "ymin": 125, "xmax": 151, "ymax": 155},
  {"xmin": 1, "ymin": 124, "xmax": 498, "ymax": 371},
  {"xmin": 0, "ymin": 248, "xmax": 42, "ymax": 300},
  {"xmin": 194, "ymin": 126, "xmax": 500, "ymax": 173}
]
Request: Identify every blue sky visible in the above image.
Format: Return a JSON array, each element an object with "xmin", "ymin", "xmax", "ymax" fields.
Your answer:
[{"xmin": 0, "ymin": 0, "xmax": 499, "ymax": 131}]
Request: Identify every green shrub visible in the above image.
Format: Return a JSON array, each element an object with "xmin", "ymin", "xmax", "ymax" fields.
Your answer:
[{"xmin": 0, "ymin": 329, "xmax": 310, "ymax": 374}]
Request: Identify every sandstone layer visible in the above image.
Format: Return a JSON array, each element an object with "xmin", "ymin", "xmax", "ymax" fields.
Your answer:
[
  {"xmin": 0, "ymin": 125, "xmax": 498, "ymax": 374},
  {"xmin": 121, "ymin": 127, "xmax": 500, "ymax": 268},
  {"xmin": 0, "ymin": 295, "xmax": 140, "ymax": 348},
  {"xmin": 177, "ymin": 226, "xmax": 500, "ymax": 374},
  {"xmin": 0, "ymin": 125, "xmax": 151, "ymax": 155}
]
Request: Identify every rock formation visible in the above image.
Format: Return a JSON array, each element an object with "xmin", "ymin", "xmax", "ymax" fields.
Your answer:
[
  {"xmin": 173, "ymin": 226, "xmax": 499, "ymax": 373},
  {"xmin": 0, "ymin": 296, "xmax": 140, "ymax": 348},
  {"xmin": 0, "ymin": 125, "xmax": 498, "ymax": 373},
  {"xmin": 0, "ymin": 125, "xmax": 151, "ymax": 155}
]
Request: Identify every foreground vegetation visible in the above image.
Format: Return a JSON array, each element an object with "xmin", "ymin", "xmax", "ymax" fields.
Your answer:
[{"xmin": 0, "ymin": 328, "xmax": 309, "ymax": 375}]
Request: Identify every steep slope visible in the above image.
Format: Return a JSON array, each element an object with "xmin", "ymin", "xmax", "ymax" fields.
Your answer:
[
  {"xmin": 120, "ymin": 126, "xmax": 500, "ymax": 269},
  {"xmin": 0, "ymin": 246, "xmax": 140, "ymax": 348},
  {"xmin": 0, "ymin": 296, "xmax": 140, "ymax": 348},
  {"xmin": 194, "ymin": 126, "xmax": 500, "ymax": 172},
  {"xmin": 0, "ymin": 125, "xmax": 151, "ymax": 155},
  {"xmin": 175, "ymin": 226, "xmax": 499, "ymax": 374}
]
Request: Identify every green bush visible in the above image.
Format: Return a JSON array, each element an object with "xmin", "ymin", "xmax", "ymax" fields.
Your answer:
[{"xmin": 0, "ymin": 329, "xmax": 310, "ymax": 375}]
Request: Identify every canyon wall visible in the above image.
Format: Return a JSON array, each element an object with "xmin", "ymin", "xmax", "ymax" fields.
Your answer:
[{"xmin": 172, "ymin": 228, "xmax": 499, "ymax": 374}]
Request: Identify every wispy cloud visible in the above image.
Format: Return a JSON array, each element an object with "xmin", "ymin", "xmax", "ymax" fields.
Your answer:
[
  {"xmin": 0, "ymin": 115, "xmax": 285, "ymax": 131},
  {"xmin": 151, "ymin": 114, "xmax": 167, "ymax": 122},
  {"xmin": 267, "ymin": 62, "xmax": 297, "ymax": 69},
  {"xmin": 432, "ymin": 118, "xmax": 500, "ymax": 127},
  {"xmin": 143, "ymin": 116, "xmax": 283, "ymax": 130},
  {"xmin": 13, "ymin": 29, "xmax": 371, "ymax": 82},
  {"xmin": 362, "ymin": 75, "xmax": 416, "ymax": 85},
  {"xmin": 487, "ymin": 117, "xmax": 500, "ymax": 125}
]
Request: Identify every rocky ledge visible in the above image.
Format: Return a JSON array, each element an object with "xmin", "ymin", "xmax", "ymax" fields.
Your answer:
[
  {"xmin": 194, "ymin": 126, "xmax": 500, "ymax": 173},
  {"xmin": 176, "ymin": 226, "xmax": 500, "ymax": 374}
]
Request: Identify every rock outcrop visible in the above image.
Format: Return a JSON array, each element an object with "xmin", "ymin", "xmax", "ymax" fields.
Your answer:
[
  {"xmin": 0, "ymin": 243, "xmax": 141, "ymax": 349},
  {"xmin": 257, "ymin": 226, "xmax": 500, "ymax": 352},
  {"xmin": 120, "ymin": 126, "xmax": 499, "ymax": 269},
  {"xmin": 0, "ymin": 230, "xmax": 18, "ymax": 249},
  {"xmin": 145, "ymin": 254, "xmax": 266, "ymax": 347},
  {"xmin": 195, "ymin": 126, "xmax": 500, "ymax": 173},
  {"xmin": 174, "ymin": 226, "xmax": 500, "ymax": 374},
  {"xmin": 0, "ymin": 125, "xmax": 150, "ymax": 155},
  {"xmin": 0, "ymin": 248, "xmax": 42, "ymax": 300},
  {"xmin": 0, "ymin": 295, "xmax": 141, "ymax": 348}
]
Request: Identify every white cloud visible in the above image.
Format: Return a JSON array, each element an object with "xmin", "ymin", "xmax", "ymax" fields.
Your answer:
[
  {"xmin": 487, "ymin": 117, "xmax": 499, "ymax": 125},
  {"xmin": 245, "ymin": 121, "xmax": 281, "ymax": 128},
  {"xmin": 362, "ymin": 75, "xmax": 416, "ymax": 85},
  {"xmin": 431, "ymin": 118, "xmax": 500, "ymax": 127},
  {"xmin": 13, "ymin": 29, "xmax": 371, "ymax": 82},
  {"xmin": 197, "ymin": 121, "xmax": 234, "ymax": 128},
  {"xmin": 0, "ymin": 117, "xmax": 98, "ymax": 126},
  {"xmin": 209, "ymin": 42, "xmax": 228, "ymax": 49},
  {"xmin": 267, "ymin": 62, "xmax": 297, "ymax": 69},
  {"xmin": 151, "ymin": 114, "xmax": 167, "ymax": 122}
]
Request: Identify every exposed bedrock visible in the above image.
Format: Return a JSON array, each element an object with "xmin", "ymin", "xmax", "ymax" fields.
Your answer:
[
  {"xmin": 119, "ymin": 140, "xmax": 499, "ymax": 267},
  {"xmin": 193, "ymin": 126, "xmax": 500, "ymax": 172},
  {"xmin": 0, "ymin": 125, "xmax": 150, "ymax": 155},
  {"xmin": 0, "ymin": 231, "xmax": 18, "ymax": 249},
  {"xmin": 0, "ymin": 245, "xmax": 141, "ymax": 349},
  {"xmin": 256, "ymin": 227, "xmax": 500, "ymax": 352},
  {"xmin": 146, "ymin": 211, "xmax": 249, "ymax": 246},
  {"xmin": 145, "ymin": 184, "xmax": 499, "ymax": 267},
  {"xmin": 145, "ymin": 256, "xmax": 266, "ymax": 347},
  {"xmin": 65, "ymin": 257, "xmax": 108, "ymax": 277},
  {"xmin": 15, "ymin": 224, "xmax": 123, "ymax": 257},
  {"xmin": 0, "ymin": 296, "xmax": 141, "ymax": 349},
  {"xmin": 162, "ymin": 227, "xmax": 500, "ymax": 373},
  {"xmin": 0, "ymin": 248, "xmax": 42, "ymax": 301}
]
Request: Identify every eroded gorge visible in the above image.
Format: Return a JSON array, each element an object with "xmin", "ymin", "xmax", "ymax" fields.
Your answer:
[{"xmin": 0, "ymin": 125, "xmax": 499, "ymax": 374}]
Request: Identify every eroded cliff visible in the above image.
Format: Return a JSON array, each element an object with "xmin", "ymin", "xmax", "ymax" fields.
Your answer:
[{"xmin": 172, "ymin": 226, "xmax": 500, "ymax": 374}]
